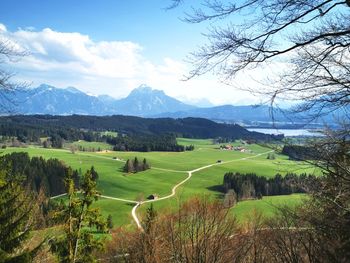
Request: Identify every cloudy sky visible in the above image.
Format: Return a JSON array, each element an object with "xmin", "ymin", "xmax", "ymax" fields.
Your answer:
[{"xmin": 0, "ymin": 0, "xmax": 274, "ymax": 106}]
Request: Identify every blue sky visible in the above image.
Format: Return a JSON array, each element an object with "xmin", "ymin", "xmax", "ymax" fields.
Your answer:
[
  {"xmin": 0, "ymin": 0, "xmax": 269, "ymax": 106},
  {"xmin": 1, "ymin": 1, "xmax": 204, "ymax": 61}
]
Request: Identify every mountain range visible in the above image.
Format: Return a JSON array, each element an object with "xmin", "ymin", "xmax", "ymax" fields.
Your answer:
[
  {"xmin": 3, "ymin": 83, "xmax": 341, "ymax": 127},
  {"xmin": 7, "ymin": 84, "xmax": 196, "ymax": 117}
]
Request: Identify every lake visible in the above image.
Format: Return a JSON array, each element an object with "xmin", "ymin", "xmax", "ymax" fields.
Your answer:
[{"xmin": 247, "ymin": 128, "xmax": 323, "ymax": 137}]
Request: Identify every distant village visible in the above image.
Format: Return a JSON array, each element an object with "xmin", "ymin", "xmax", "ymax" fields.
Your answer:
[{"xmin": 219, "ymin": 141, "xmax": 252, "ymax": 153}]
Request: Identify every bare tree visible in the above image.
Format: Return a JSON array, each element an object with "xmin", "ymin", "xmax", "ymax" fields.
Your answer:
[
  {"xmin": 166, "ymin": 2, "xmax": 350, "ymax": 262},
  {"xmin": 103, "ymin": 197, "xmax": 240, "ymax": 263},
  {"xmin": 0, "ymin": 35, "xmax": 28, "ymax": 113},
  {"xmin": 170, "ymin": 0, "xmax": 350, "ymax": 117}
]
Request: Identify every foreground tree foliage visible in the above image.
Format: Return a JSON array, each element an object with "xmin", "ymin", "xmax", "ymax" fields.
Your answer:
[
  {"xmin": 0, "ymin": 168, "xmax": 42, "ymax": 262},
  {"xmin": 101, "ymin": 194, "xmax": 348, "ymax": 262},
  {"xmin": 50, "ymin": 167, "xmax": 107, "ymax": 263},
  {"xmin": 103, "ymin": 197, "xmax": 240, "ymax": 262},
  {"xmin": 301, "ymin": 130, "xmax": 350, "ymax": 261},
  {"xmin": 0, "ymin": 33, "xmax": 28, "ymax": 113}
]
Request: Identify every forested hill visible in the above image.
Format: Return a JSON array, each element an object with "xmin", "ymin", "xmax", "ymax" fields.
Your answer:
[{"xmin": 0, "ymin": 115, "xmax": 282, "ymax": 141}]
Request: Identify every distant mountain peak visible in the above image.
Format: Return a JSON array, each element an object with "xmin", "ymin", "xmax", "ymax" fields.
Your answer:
[
  {"xmin": 133, "ymin": 84, "xmax": 152, "ymax": 93},
  {"xmin": 138, "ymin": 83, "xmax": 151, "ymax": 89},
  {"xmin": 65, "ymin": 86, "xmax": 83, "ymax": 94},
  {"xmin": 129, "ymin": 85, "xmax": 165, "ymax": 97},
  {"xmin": 37, "ymin": 83, "xmax": 56, "ymax": 91},
  {"xmin": 114, "ymin": 85, "xmax": 195, "ymax": 115}
]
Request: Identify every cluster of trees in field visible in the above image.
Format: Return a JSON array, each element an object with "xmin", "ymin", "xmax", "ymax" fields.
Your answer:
[
  {"xmin": 223, "ymin": 172, "xmax": 317, "ymax": 201},
  {"xmin": 282, "ymin": 145, "xmax": 318, "ymax": 160},
  {"xmin": 123, "ymin": 157, "xmax": 150, "ymax": 173},
  {"xmin": 0, "ymin": 152, "xmax": 79, "ymax": 197},
  {"xmin": 108, "ymin": 134, "xmax": 186, "ymax": 152},
  {"xmin": 185, "ymin": 144, "xmax": 195, "ymax": 151}
]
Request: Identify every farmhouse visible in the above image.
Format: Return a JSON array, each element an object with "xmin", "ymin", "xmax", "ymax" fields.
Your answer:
[
  {"xmin": 220, "ymin": 145, "xmax": 233, "ymax": 150},
  {"xmin": 220, "ymin": 144, "xmax": 248, "ymax": 152},
  {"xmin": 147, "ymin": 194, "xmax": 159, "ymax": 200}
]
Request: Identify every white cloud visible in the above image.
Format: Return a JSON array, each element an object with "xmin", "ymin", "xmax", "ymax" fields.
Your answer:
[
  {"xmin": 0, "ymin": 24, "xmax": 268, "ymax": 106},
  {"xmin": 0, "ymin": 23, "xmax": 6, "ymax": 32}
]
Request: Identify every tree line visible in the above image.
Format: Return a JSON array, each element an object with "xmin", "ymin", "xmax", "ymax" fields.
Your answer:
[
  {"xmin": 281, "ymin": 145, "xmax": 318, "ymax": 160},
  {"xmin": 108, "ymin": 134, "xmax": 186, "ymax": 152},
  {"xmin": 0, "ymin": 122, "xmax": 105, "ymax": 145},
  {"xmin": 0, "ymin": 115, "xmax": 281, "ymax": 142},
  {"xmin": 0, "ymin": 152, "xmax": 79, "ymax": 197},
  {"xmin": 223, "ymin": 172, "xmax": 317, "ymax": 201}
]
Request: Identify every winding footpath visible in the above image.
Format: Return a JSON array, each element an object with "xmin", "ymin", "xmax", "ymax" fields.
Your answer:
[{"xmin": 50, "ymin": 150, "xmax": 273, "ymax": 231}]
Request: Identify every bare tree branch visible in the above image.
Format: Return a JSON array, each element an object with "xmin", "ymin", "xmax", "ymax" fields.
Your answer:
[{"xmin": 174, "ymin": 0, "xmax": 350, "ymax": 118}]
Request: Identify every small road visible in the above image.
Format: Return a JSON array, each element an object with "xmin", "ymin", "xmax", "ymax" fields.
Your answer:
[
  {"xmin": 99, "ymin": 195, "xmax": 138, "ymax": 204},
  {"xmin": 50, "ymin": 193, "xmax": 68, "ymax": 199},
  {"xmin": 50, "ymin": 149, "xmax": 273, "ymax": 231}
]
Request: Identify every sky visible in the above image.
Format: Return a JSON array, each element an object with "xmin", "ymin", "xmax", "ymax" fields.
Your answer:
[{"xmin": 0, "ymin": 0, "xmax": 273, "ymax": 106}]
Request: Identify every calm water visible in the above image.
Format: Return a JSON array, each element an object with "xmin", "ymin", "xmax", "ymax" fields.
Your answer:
[{"xmin": 247, "ymin": 128, "xmax": 322, "ymax": 137}]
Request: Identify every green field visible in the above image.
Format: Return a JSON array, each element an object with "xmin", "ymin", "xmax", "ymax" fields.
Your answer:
[
  {"xmin": 232, "ymin": 194, "xmax": 307, "ymax": 222},
  {"xmin": 66, "ymin": 140, "xmax": 113, "ymax": 151},
  {"xmin": 0, "ymin": 139, "xmax": 317, "ymax": 228}
]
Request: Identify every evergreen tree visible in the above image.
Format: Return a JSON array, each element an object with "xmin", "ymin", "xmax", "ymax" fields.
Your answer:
[
  {"xmin": 142, "ymin": 158, "xmax": 150, "ymax": 170},
  {"xmin": 107, "ymin": 215, "xmax": 113, "ymax": 231},
  {"xmin": 124, "ymin": 159, "xmax": 134, "ymax": 173},
  {"xmin": 143, "ymin": 204, "xmax": 157, "ymax": 234},
  {"xmin": 267, "ymin": 153, "xmax": 275, "ymax": 160},
  {"xmin": 134, "ymin": 157, "xmax": 139, "ymax": 172},
  {"xmin": 90, "ymin": 166, "xmax": 99, "ymax": 181},
  {"xmin": 50, "ymin": 167, "xmax": 107, "ymax": 263},
  {"xmin": 0, "ymin": 169, "xmax": 41, "ymax": 262}
]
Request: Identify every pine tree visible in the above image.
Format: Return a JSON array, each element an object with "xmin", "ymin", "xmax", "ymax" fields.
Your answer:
[
  {"xmin": 107, "ymin": 215, "xmax": 113, "ymax": 231},
  {"xmin": 133, "ymin": 157, "xmax": 139, "ymax": 172},
  {"xmin": 50, "ymin": 167, "xmax": 107, "ymax": 263},
  {"xmin": 90, "ymin": 166, "xmax": 99, "ymax": 181},
  {"xmin": 267, "ymin": 153, "xmax": 275, "ymax": 160},
  {"xmin": 0, "ymin": 170, "xmax": 41, "ymax": 262},
  {"xmin": 142, "ymin": 158, "xmax": 150, "ymax": 170},
  {"xmin": 143, "ymin": 204, "xmax": 157, "ymax": 234},
  {"xmin": 124, "ymin": 159, "xmax": 134, "ymax": 173}
]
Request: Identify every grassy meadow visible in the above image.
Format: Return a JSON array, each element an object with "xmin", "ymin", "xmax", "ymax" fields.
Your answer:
[{"xmin": 0, "ymin": 138, "xmax": 317, "ymax": 228}]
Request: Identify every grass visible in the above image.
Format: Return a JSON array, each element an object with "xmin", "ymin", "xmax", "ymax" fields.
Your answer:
[
  {"xmin": 232, "ymin": 194, "xmax": 307, "ymax": 222},
  {"xmin": 0, "ymin": 138, "xmax": 316, "ymax": 228},
  {"xmin": 66, "ymin": 140, "xmax": 113, "ymax": 151},
  {"xmin": 99, "ymin": 131, "xmax": 118, "ymax": 137},
  {"xmin": 93, "ymin": 198, "xmax": 136, "ymax": 228}
]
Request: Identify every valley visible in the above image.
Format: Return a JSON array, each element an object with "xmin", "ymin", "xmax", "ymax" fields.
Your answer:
[{"xmin": 1, "ymin": 1, "xmax": 348, "ymax": 261}]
